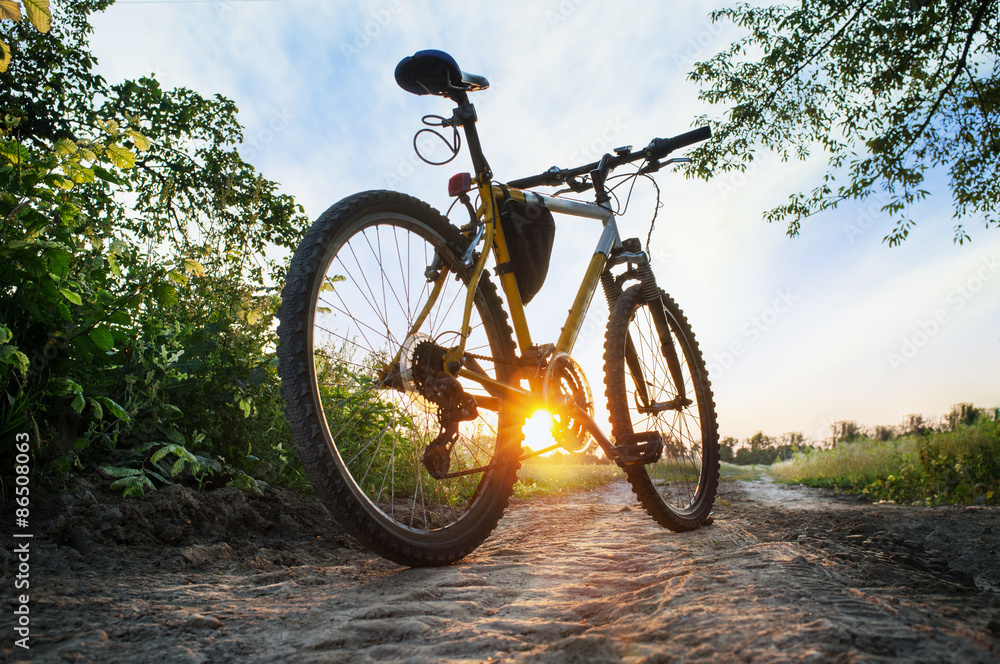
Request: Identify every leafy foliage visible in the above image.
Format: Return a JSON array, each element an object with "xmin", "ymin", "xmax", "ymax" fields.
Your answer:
[
  {"xmin": 770, "ymin": 406, "xmax": 999, "ymax": 504},
  {"xmin": 689, "ymin": 0, "xmax": 999, "ymax": 244},
  {"xmin": 0, "ymin": 2, "xmax": 310, "ymax": 496}
]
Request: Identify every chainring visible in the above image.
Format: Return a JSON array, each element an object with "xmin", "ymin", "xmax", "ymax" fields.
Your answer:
[{"xmin": 542, "ymin": 352, "xmax": 594, "ymax": 453}]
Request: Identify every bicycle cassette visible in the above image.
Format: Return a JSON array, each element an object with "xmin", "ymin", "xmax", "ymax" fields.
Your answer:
[{"xmin": 541, "ymin": 352, "xmax": 594, "ymax": 453}]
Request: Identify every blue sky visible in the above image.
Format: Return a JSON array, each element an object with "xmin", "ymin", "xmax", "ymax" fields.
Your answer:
[{"xmin": 88, "ymin": 0, "xmax": 998, "ymax": 442}]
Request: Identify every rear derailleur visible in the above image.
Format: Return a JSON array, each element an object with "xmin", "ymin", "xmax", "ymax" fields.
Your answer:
[{"xmin": 411, "ymin": 341, "xmax": 478, "ymax": 480}]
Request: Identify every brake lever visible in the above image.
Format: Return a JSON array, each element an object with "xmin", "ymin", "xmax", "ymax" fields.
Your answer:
[{"xmin": 637, "ymin": 157, "xmax": 692, "ymax": 176}]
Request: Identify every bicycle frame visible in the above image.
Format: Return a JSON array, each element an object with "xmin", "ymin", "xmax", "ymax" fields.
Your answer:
[
  {"xmin": 472, "ymin": 183, "xmax": 620, "ymax": 356},
  {"xmin": 396, "ymin": 92, "xmax": 685, "ymax": 461}
]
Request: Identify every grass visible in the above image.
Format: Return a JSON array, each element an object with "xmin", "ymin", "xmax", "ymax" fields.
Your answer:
[
  {"xmin": 770, "ymin": 438, "xmax": 919, "ymax": 486},
  {"xmin": 719, "ymin": 462, "xmax": 767, "ymax": 481},
  {"xmin": 768, "ymin": 420, "xmax": 999, "ymax": 505},
  {"xmin": 514, "ymin": 457, "xmax": 624, "ymax": 498}
]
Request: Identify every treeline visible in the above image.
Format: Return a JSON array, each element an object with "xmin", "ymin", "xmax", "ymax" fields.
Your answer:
[
  {"xmin": 1, "ymin": 2, "xmax": 308, "ymax": 496},
  {"xmin": 723, "ymin": 403, "xmax": 999, "ymax": 467}
]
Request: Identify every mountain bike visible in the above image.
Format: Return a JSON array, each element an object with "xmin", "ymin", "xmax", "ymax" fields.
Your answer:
[{"xmin": 277, "ymin": 50, "xmax": 719, "ymax": 567}]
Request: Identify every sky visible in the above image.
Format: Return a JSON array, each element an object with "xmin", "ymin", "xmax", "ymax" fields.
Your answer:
[{"xmin": 84, "ymin": 0, "xmax": 998, "ymax": 443}]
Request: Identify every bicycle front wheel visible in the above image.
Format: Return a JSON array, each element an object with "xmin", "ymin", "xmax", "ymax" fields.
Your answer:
[
  {"xmin": 603, "ymin": 284, "xmax": 719, "ymax": 531},
  {"xmin": 277, "ymin": 190, "xmax": 522, "ymax": 566}
]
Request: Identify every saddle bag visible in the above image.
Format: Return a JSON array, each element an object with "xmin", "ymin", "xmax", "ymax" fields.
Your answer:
[{"xmin": 497, "ymin": 194, "xmax": 555, "ymax": 305}]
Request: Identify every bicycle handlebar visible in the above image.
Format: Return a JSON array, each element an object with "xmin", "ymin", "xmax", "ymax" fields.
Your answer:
[{"xmin": 505, "ymin": 126, "xmax": 711, "ymax": 190}]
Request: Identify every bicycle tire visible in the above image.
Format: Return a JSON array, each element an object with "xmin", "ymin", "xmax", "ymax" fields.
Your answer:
[
  {"xmin": 603, "ymin": 284, "xmax": 719, "ymax": 531},
  {"xmin": 277, "ymin": 190, "xmax": 522, "ymax": 566}
]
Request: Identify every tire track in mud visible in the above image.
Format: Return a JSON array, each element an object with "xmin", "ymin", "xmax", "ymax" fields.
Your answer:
[{"xmin": 4, "ymin": 480, "xmax": 999, "ymax": 663}]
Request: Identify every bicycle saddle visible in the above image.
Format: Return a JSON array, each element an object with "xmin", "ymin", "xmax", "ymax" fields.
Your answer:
[{"xmin": 395, "ymin": 50, "xmax": 489, "ymax": 98}]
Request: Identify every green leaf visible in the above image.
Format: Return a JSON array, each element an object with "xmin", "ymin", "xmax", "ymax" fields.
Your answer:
[
  {"xmin": 183, "ymin": 259, "xmax": 206, "ymax": 277},
  {"xmin": 87, "ymin": 397, "xmax": 103, "ymax": 421},
  {"xmin": 162, "ymin": 424, "xmax": 185, "ymax": 440},
  {"xmin": 126, "ymin": 128, "xmax": 151, "ymax": 151},
  {"xmin": 70, "ymin": 393, "xmax": 86, "ymax": 414},
  {"xmin": 108, "ymin": 310, "xmax": 131, "ymax": 325},
  {"xmin": 95, "ymin": 396, "xmax": 128, "ymax": 420},
  {"xmin": 54, "ymin": 138, "xmax": 77, "ymax": 155},
  {"xmin": 89, "ymin": 326, "xmax": 114, "ymax": 351},
  {"xmin": 0, "ymin": 2, "xmax": 22, "ymax": 21},
  {"xmin": 0, "ymin": 139, "xmax": 26, "ymax": 164},
  {"xmin": 51, "ymin": 377, "xmax": 83, "ymax": 396},
  {"xmin": 59, "ymin": 288, "xmax": 82, "ymax": 305},
  {"xmin": 150, "ymin": 444, "xmax": 176, "ymax": 463},
  {"xmin": 0, "ymin": 324, "xmax": 11, "ymax": 344},
  {"xmin": 92, "ymin": 165, "xmax": 124, "ymax": 185},
  {"xmin": 171, "ymin": 456, "xmax": 185, "ymax": 477},
  {"xmin": 101, "ymin": 466, "xmax": 141, "ymax": 479},
  {"xmin": 152, "ymin": 282, "xmax": 178, "ymax": 306},
  {"xmin": 22, "ymin": 0, "xmax": 50, "ymax": 33},
  {"xmin": 0, "ymin": 40, "xmax": 11, "ymax": 74},
  {"xmin": 105, "ymin": 144, "xmax": 135, "ymax": 169},
  {"xmin": 56, "ymin": 302, "xmax": 72, "ymax": 321},
  {"xmin": 167, "ymin": 269, "xmax": 188, "ymax": 285},
  {"xmin": 10, "ymin": 350, "xmax": 28, "ymax": 375}
]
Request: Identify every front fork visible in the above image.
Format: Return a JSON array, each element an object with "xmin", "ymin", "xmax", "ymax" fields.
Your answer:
[{"xmin": 602, "ymin": 243, "xmax": 688, "ymax": 411}]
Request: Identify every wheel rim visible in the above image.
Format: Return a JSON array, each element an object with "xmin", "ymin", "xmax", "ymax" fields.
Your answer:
[
  {"xmin": 308, "ymin": 213, "xmax": 508, "ymax": 538},
  {"xmin": 625, "ymin": 301, "xmax": 709, "ymax": 513}
]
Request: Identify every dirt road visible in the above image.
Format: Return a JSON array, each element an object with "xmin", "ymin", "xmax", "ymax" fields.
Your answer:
[{"xmin": 3, "ymin": 478, "xmax": 998, "ymax": 663}]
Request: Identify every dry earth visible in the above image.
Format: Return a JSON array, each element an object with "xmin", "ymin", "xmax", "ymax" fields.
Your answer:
[{"xmin": 2, "ymin": 475, "xmax": 999, "ymax": 663}]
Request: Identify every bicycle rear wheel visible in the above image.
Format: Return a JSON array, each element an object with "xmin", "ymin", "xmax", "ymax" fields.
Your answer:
[
  {"xmin": 277, "ymin": 190, "xmax": 522, "ymax": 566},
  {"xmin": 603, "ymin": 284, "xmax": 719, "ymax": 531}
]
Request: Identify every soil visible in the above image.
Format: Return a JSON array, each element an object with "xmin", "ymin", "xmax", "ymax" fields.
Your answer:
[{"xmin": 2, "ymin": 476, "xmax": 998, "ymax": 663}]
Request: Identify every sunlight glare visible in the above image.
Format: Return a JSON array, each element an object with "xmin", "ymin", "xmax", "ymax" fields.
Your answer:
[{"xmin": 522, "ymin": 409, "xmax": 557, "ymax": 454}]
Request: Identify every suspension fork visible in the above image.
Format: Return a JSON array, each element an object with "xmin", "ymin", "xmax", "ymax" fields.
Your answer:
[{"xmin": 605, "ymin": 251, "xmax": 688, "ymax": 409}]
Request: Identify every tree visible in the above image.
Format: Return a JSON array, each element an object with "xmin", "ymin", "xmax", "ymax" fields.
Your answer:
[
  {"xmin": 1, "ymin": 1, "xmax": 309, "ymax": 493},
  {"xmin": 689, "ymin": 0, "xmax": 999, "ymax": 245},
  {"xmin": 0, "ymin": 0, "xmax": 50, "ymax": 72}
]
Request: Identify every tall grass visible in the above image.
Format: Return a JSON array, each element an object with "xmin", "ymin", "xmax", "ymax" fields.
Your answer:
[
  {"xmin": 769, "ymin": 420, "xmax": 999, "ymax": 505},
  {"xmin": 515, "ymin": 458, "xmax": 623, "ymax": 498}
]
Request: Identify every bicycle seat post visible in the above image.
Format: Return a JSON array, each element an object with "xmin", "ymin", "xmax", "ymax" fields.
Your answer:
[{"xmin": 449, "ymin": 90, "xmax": 492, "ymax": 182}]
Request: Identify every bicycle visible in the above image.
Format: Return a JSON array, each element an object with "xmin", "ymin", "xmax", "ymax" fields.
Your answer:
[{"xmin": 277, "ymin": 50, "xmax": 719, "ymax": 567}]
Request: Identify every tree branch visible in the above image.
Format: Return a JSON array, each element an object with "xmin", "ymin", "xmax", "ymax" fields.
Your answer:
[
  {"xmin": 759, "ymin": 1, "xmax": 871, "ymax": 111},
  {"xmin": 899, "ymin": 0, "xmax": 992, "ymax": 157}
]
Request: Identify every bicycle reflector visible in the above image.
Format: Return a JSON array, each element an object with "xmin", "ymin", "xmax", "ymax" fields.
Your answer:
[{"xmin": 448, "ymin": 173, "xmax": 473, "ymax": 197}]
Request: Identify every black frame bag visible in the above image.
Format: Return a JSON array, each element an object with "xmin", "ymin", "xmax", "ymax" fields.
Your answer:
[{"xmin": 497, "ymin": 192, "xmax": 556, "ymax": 305}]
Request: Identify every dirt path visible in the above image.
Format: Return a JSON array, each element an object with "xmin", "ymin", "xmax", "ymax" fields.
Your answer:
[{"xmin": 3, "ymin": 478, "xmax": 999, "ymax": 663}]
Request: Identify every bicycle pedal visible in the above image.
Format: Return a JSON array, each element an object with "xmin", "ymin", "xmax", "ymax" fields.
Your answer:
[{"xmin": 612, "ymin": 431, "xmax": 663, "ymax": 466}]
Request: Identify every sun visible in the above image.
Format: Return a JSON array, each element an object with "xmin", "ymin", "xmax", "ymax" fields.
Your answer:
[{"xmin": 521, "ymin": 409, "xmax": 558, "ymax": 454}]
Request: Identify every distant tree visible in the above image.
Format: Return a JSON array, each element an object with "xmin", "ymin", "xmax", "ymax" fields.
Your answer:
[
  {"xmin": 903, "ymin": 413, "xmax": 931, "ymax": 436},
  {"xmin": 944, "ymin": 402, "xmax": 983, "ymax": 430},
  {"xmin": 719, "ymin": 436, "xmax": 737, "ymax": 463},
  {"xmin": 689, "ymin": 0, "xmax": 999, "ymax": 245},
  {"xmin": 832, "ymin": 420, "xmax": 863, "ymax": 444},
  {"xmin": 872, "ymin": 424, "xmax": 895, "ymax": 442}
]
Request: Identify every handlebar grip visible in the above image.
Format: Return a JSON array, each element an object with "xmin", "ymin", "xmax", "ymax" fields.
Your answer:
[
  {"xmin": 506, "ymin": 169, "xmax": 558, "ymax": 189},
  {"xmin": 648, "ymin": 126, "xmax": 711, "ymax": 160}
]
